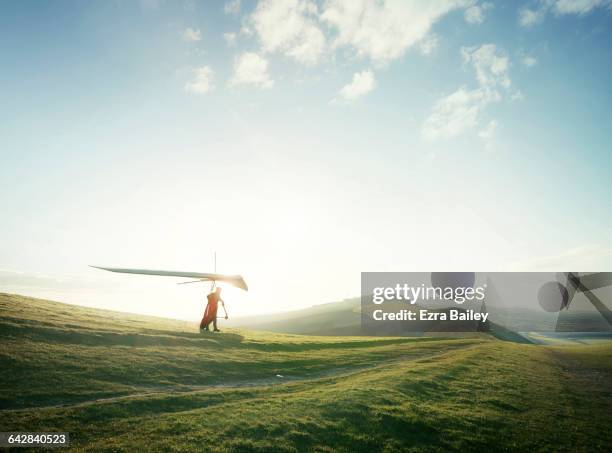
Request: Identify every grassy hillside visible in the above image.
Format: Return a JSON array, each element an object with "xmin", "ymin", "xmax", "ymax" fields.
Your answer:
[
  {"xmin": 1, "ymin": 293, "xmax": 611, "ymax": 452},
  {"xmin": 0, "ymin": 293, "xmax": 457, "ymax": 410}
]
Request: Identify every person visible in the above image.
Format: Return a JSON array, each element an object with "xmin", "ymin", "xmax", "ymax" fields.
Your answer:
[{"xmin": 200, "ymin": 287, "xmax": 228, "ymax": 333}]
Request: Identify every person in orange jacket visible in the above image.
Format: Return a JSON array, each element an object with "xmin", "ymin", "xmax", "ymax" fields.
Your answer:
[{"xmin": 200, "ymin": 287, "xmax": 228, "ymax": 333}]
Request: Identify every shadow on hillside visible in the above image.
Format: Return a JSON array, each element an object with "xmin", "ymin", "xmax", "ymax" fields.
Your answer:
[
  {"xmin": 2, "ymin": 315, "xmax": 452, "ymax": 351},
  {"xmin": 488, "ymin": 323, "xmax": 534, "ymax": 344},
  {"xmin": 0, "ymin": 318, "xmax": 246, "ymax": 348}
]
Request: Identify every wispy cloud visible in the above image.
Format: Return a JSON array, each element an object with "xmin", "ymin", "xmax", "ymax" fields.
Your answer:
[
  {"xmin": 462, "ymin": 44, "xmax": 511, "ymax": 93},
  {"xmin": 519, "ymin": 0, "xmax": 612, "ymax": 27},
  {"xmin": 553, "ymin": 0, "xmax": 612, "ymax": 15},
  {"xmin": 419, "ymin": 34, "xmax": 439, "ymax": 55},
  {"xmin": 478, "ymin": 119, "xmax": 498, "ymax": 150},
  {"xmin": 229, "ymin": 52, "xmax": 274, "ymax": 89},
  {"xmin": 181, "ymin": 27, "xmax": 201, "ymax": 42},
  {"xmin": 422, "ymin": 44, "xmax": 513, "ymax": 142},
  {"xmin": 224, "ymin": 0, "xmax": 241, "ymax": 15},
  {"xmin": 335, "ymin": 70, "xmax": 376, "ymax": 102},
  {"xmin": 422, "ymin": 87, "xmax": 486, "ymax": 141},
  {"xmin": 519, "ymin": 5, "xmax": 547, "ymax": 27},
  {"xmin": 464, "ymin": 1, "xmax": 493, "ymax": 24},
  {"xmin": 184, "ymin": 66, "xmax": 215, "ymax": 94},
  {"xmin": 224, "ymin": 32, "xmax": 238, "ymax": 47},
  {"xmin": 521, "ymin": 55, "xmax": 538, "ymax": 68}
]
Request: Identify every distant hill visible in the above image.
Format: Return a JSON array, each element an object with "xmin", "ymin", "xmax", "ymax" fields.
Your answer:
[
  {"xmin": 228, "ymin": 296, "xmax": 612, "ymax": 337},
  {"xmin": 228, "ymin": 297, "xmax": 499, "ymax": 336},
  {"xmin": 227, "ymin": 298, "xmax": 363, "ymax": 335}
]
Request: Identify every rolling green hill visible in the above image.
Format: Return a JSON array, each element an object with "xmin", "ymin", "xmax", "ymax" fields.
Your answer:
[{"xmin": 1, "ymin": 293, "xmax": 611, "ymax": 451}]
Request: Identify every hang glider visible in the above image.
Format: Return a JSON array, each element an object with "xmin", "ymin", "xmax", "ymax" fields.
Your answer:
[{"xmin": 90, "ymin": 266, "xmax": 248, "ymax": 291}]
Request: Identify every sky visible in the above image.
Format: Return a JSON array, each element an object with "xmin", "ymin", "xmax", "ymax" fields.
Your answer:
[{"xmin": 1, "ymin": 0, "xmax": 612, "ymax": 320}]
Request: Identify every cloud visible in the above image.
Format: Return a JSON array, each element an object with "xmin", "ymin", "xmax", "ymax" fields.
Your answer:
[
  {"xmin": 337, "ymin": 70, "xmax": 376, "ymax": 101},
  {"xmin": 181, "ymin": 27, "xmax": 201, "ymax": 42},
  {"xmin": 224, "ymin": 32, "xmax": 238, "ymax": 46},
  {"xmin": 321, "ymin": 0, "xmax": 471, "ymax": 65},
  {"xmin": 509, "ymin": 90, "xmax": 524, "ymax": 102},
  {"xmin": 478, "ymin": 119, "xmax": 497, "ymax": 150},
  {"xmin": 553, "ymin": 0, "xmax": 612, "ymax": 14},
  {"xmin": 224, "ymin": 0, "xmax": 241, "ymax": 15},
  {"xmin": 230, "ymin": 52, "xmax": 274, "ymax": 89},
  {"xmin": 250, "ymin": 0, "xmax": 326, "ymax": 65},
  {"xmin": 519, "ymin": 0, "xmax": 612, "ymax": 27},
  {"xmin": 419, "ymin": 34, "xmax": 439, "ymax": 55},
  {"xmin": 422, "ymin": 87, "xmax": 486, "ymax": 140},
  {"xmin": 521, "ymin": 54, "xmax": 538, "ymax": 67},
  {"xmin": 461, "ymin": 43, "xmax": 510, "ymax": 93},
  {"xmin": 464, "ymin": 1, "xmax": 493, "ymax": 24},
  {"xmin": 518, "ymin": 5, "xmax": 547, "ymax": 26},
  {"xmin": 422, "ymin": 44, "xmax": 512, "ymax": 141},
  {"xmin": 184, "ymin": 66, "xmax": 215, "ymax": 94}
]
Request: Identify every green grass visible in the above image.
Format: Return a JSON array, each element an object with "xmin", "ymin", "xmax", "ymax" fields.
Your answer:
[{"xmin": 1, "ymin": 293, "xmax": 611, "ymax": 452}]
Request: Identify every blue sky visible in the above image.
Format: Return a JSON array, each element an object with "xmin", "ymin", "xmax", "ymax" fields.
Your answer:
[{"xmin": 1, "ymin": 0, "xmax": 611, "ymax": 319}]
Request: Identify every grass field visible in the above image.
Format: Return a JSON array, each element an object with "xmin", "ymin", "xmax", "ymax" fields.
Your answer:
[{"xmin": 1, "ymin": 293, "xmax": 611, "ymax": 452}]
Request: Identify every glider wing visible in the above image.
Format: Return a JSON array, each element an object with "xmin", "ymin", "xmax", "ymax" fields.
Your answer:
[{"xmin": 90, "ymin": 266, "xmax": 248, "ymax": 291}]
